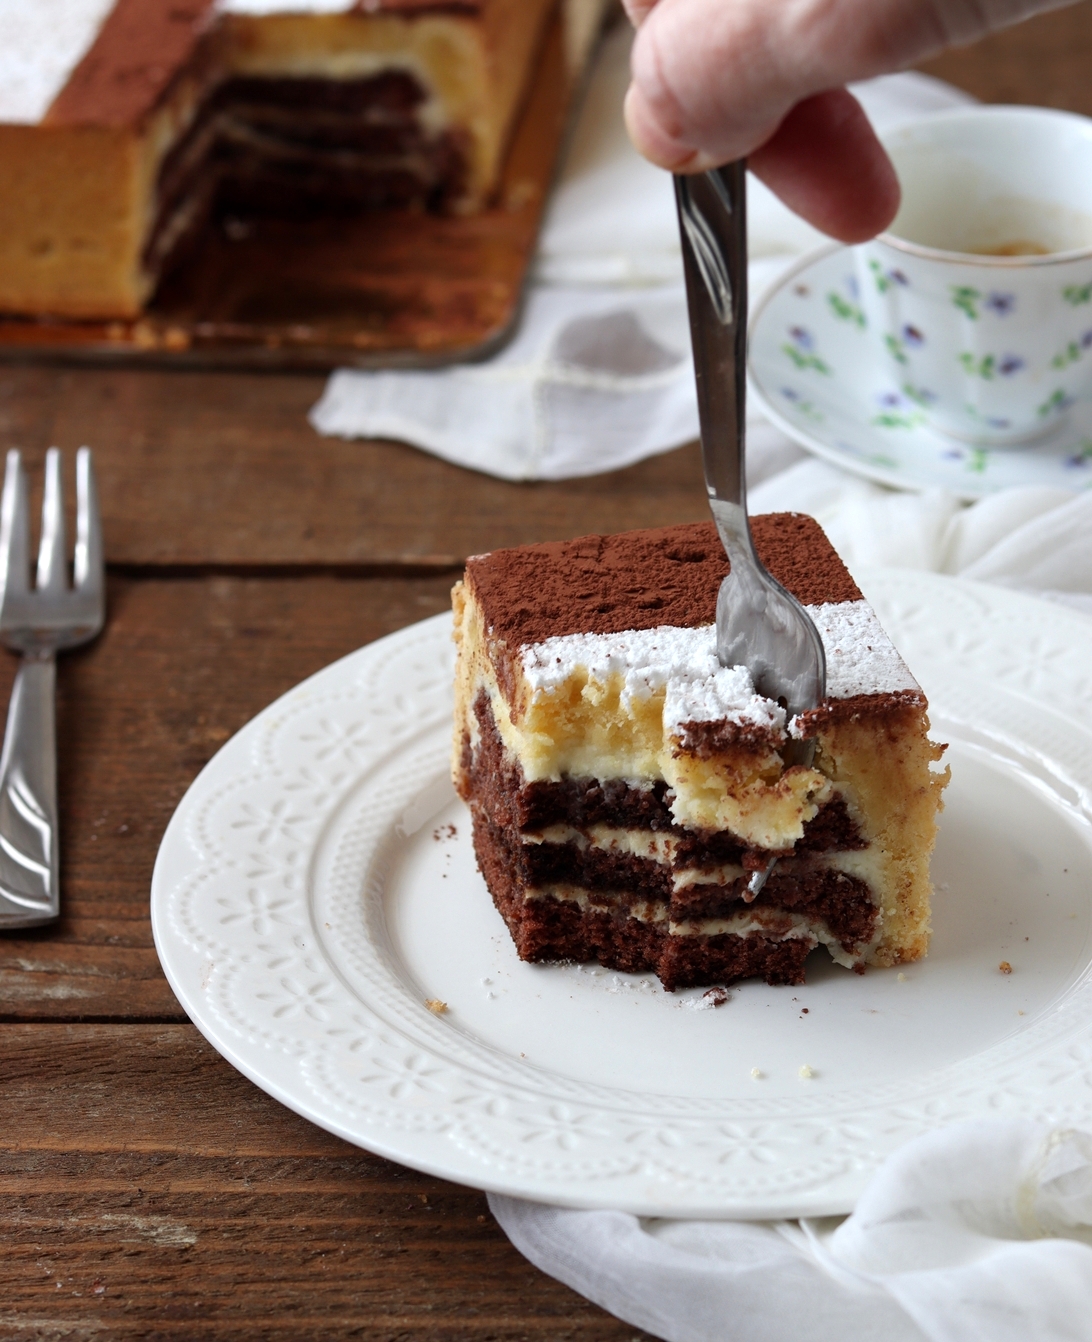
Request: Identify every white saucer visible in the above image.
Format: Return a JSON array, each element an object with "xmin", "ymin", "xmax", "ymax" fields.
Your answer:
[
  {"xmin": 749, "ymin": 245, "xmax": 1092, "ymax": 499},
  {"xmin": 151, "ymin": 575, "xmax": 1092, "ymax": 1219}
]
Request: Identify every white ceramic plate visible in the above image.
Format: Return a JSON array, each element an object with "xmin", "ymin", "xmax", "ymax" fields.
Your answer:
[
  {"xmin": 151, "ymin": 573, "xmax": 1092, "ymax": 1219},
  {"xmin": 749, "ymin": 244, "xmax": 1092, "ymax": 499}
]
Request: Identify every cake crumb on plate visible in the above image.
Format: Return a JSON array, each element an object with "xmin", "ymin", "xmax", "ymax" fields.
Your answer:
[{"xmin": 689, "ymin": 986, "xmax": 730, "ymax": 1010}]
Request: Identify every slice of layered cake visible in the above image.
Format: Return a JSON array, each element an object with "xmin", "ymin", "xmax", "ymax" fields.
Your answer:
[
  {"xmin": 452, "ymin": 515, "xmax": 948, "ymax": 991},
  {"xmin": 1, "ymin": 0, "xmax": 605, "ymax": 318}
]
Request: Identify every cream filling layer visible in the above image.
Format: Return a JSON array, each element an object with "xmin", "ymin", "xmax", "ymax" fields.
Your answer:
[
  {"xmin": 523, "ymin": 825, "xmax": 678, "ymax": 863},
  {"xmin": 673, "ymin": 847, "xmax": 888, "ymax": 891},
  {"xmin": 525, "ymin": 885, "xmax": 668, "ymax": 924},
  {"xmin": 521, "ymin": 822, "xmax": 883, "ymax": 892},
  {"xmin": 482, "ymin": 672, "xmax": 830, "ymax": 849},
  {"xmin": 208, "ymin": 44, "xmax": 451, "ymax": 134},
  {"xmin": 525, "ymin": 885, "xmax": 873, "ymax": 968},
  {"xmin": 521, "ymin": 824, "xmax": 885, "ymax": 904}
]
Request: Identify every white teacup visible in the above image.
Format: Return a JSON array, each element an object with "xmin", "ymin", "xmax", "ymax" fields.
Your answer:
[{"xmin": 855, "ymin": 106, "xmax": 1092, "ymax": 445}]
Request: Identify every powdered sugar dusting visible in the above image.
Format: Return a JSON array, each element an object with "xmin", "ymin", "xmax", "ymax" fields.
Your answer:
[
  {"xmin": 522, "ymin": 623, "xmax": 787, "ymax": 736},
  {"xmin": 666, "ymin": 661, "xmax": 785, "ymax": 735},
  {"xmin": 810, "ymin": 600, "xmax": 917, "ymax": 699},
  {"xmin": 0, "ymin": 0, "xmax": 115, "ymax": 123},
  {"xmin": 521, "ymin": 599, "xmax": 917, "ymax": 727}
]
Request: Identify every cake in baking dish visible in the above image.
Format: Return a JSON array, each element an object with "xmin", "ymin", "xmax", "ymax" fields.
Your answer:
[
  {"xmin": 0, "ymin": 0, "xmax": 606, "ymax": 318},
  {"xmin": 452, "ymin": 515, "xmax": 948, "ymax": 991}
]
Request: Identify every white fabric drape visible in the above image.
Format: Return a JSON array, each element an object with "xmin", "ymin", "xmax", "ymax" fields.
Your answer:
[{"xmin": 490, "ymin": 1120, "xmax": 1092, "ymax": 1342}]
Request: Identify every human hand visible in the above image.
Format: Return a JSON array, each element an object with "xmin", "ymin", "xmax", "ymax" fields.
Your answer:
[{"xmin": 621, "ymin": 0, "xmax": 1074, "ymax": 241}]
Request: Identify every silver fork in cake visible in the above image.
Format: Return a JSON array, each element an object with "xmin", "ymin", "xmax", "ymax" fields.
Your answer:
[
  {"xmin": 0, "ymin": 448, "xmax": 104, "ymax": 929},
  {"xmin": 674, "ymin": 163, "xmax": 826, "ymax": 895}
]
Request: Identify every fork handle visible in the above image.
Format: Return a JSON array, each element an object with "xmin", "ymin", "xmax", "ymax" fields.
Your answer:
[
  {"xmin": 674, "ymin": 162, "xmax": 749, "ymax": 512},
  {"xmin": 0, "ymin": 654, "xmax": 59, "ymax": 929}
]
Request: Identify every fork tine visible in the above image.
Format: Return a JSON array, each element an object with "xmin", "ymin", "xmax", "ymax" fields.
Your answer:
[
  {"xmin": 36, "ymin": 448, "xmax": 67, "ymax": 595},
  {"xmin": 73, "ymin": 448, "xmax": 102, "ymax": 599},
  {"xmin": 0, "ymin": 451, "xmax": 30, "ymax": 604}
]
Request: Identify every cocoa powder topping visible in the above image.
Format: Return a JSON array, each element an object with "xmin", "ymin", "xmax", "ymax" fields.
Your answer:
[
  {"xmin": 752, "ymin": 513, "xmax": 861, "ymax": 606},
  {"xmin": 46, "ymin": 0, "xmax": 216, "ymax": 128},
  {"xmin": 467, "ymin": 514, "xmax": 862, "ymax": 646}
]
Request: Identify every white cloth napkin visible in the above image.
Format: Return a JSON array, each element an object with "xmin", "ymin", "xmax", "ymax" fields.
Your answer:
[
  {"xmin": 490, "ymin": 1119, "xmax": 1092, "ymax": 1342},
  {"xmin": 749, "ymin": 461, "xmax": 1092, "ymax": 616},
  {"xmin": 309, "ymin": 25, "xmax": 973, "ymax": 481}
]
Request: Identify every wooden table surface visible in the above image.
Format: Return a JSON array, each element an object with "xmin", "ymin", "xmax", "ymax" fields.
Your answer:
[{"xmin": 2, "ymin": 6, "xmax": 1090, "ymax": 1336}]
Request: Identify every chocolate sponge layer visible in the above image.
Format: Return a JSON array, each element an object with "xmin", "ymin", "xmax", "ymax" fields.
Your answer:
[
  {"xmin": 471, "ymin": 808, "xmax": 816, "ymax": 992},
  {"xmin": 463, "ymin": 698, "xmax": 879, "ymax": 990}
]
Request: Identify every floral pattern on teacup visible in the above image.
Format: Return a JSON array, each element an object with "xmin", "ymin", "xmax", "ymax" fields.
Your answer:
[
  {"xmin": 902, "ymin": 382, "xmax": 938, "ymax": 408},
  {"xmin": 961, "ymin": 403, "xmax": 1013, "ymax": 433},
  {"xmin": 956, "ymin": 353, "xmax": 1026, "ymax": 379},
  {"xmin": 948, "ymin": 288, "xmax": 1018, "ymax": 320},
  {"xmin": 748, "ymin": 245, "xmax": 1092, "ymax": 497},
  {"xmin": 781, "ymin": 326, "xmax": 831, "ymax": 375},
  {"xmin": 867, "ymin": 259, "xmax": 909, "ymax": 293},
  {"xmin": 872, "ymin": 390, "xmax": 925, "ymax": 430},
  {"xmin": 856, "ymin": 235, "xmax": 1092, "ymax": 444},
  {"xmin": 778, "ymin": 387, "xmax": 824, "ymax": 423},
  {"xmin": 941, "ymin": 444, "xmax": 992, "ymax": 474},
  {"xmin": 1038, "ymin": 388, "xmax": 1075, "ymax": 419},
  {"xmin": 827, "ymin": 290, "xmax": 866, "ymax": 327},
  {"xmin": 1050, "ymin": 330, "xmax": 1092, "ymax": 368}
]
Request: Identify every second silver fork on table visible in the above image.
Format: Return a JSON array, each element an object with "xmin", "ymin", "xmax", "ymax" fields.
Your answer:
[{"xmin": 0, "ymin": 448, "xmax": 104, "ymax": 930}]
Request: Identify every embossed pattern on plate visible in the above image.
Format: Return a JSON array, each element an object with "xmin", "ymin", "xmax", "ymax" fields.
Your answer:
[{"xmin": 151, "ymin": 572, "xmax": 1092, "ymax": 1217}]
